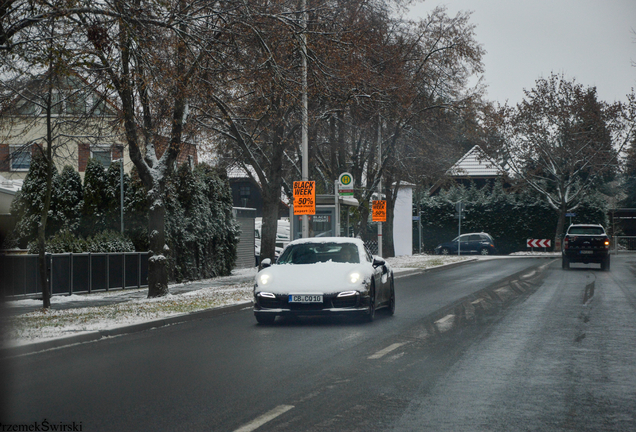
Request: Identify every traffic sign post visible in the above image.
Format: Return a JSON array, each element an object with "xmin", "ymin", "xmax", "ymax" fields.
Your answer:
[
  {"xmin": 527, "ymin": 238, "xmax": 551, "ymax": 252},
  {"xmin": 338, "ymin": 172, "xmax": 354, "ymax": 196},
  {"xmin": 455, "ymin": 202, "xmax": 466, "ymax": 255}
]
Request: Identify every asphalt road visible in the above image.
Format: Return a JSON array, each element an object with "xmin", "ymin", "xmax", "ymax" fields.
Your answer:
[{"xmin": 1, "ymin": 255, "xmax": 635, "ymax": 431}]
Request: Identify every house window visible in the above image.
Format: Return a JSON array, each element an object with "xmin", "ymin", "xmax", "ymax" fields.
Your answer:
[
  {"xmin": 239, "ymin": 186, "xmax": 251, "ymax": 198},
  {"xmin": 91, "ymin": 145, "xmax": 112, "ymax": 167},
  {"xmin": 10, "ymin": 146, "xmax": 31, "ymax": 171}
]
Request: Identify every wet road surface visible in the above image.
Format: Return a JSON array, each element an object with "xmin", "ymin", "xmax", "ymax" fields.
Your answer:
[{"xmin": 2, "ymin": 255, "xmax": 635, "ymax": 431}]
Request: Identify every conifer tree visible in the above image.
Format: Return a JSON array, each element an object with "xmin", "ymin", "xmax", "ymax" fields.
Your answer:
[
  {"xmin": 10, "ymin": 152, "xmax": 60, "ymax": 247},
  {"xmin": 81, "ymin": 158, "xmax": 108, "ymax": 237},
  {"xmin": 52, "ymin": 165, "xmax": 83, "ymax": 233}
]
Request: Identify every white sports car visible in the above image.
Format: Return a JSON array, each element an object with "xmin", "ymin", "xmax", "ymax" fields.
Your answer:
[{"xmin": 253, "ymin": 237, "xmax": 395, "ymax": 324}]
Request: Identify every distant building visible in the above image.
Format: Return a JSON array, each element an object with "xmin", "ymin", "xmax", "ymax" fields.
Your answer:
[
  {"xmin": 226, "ymin": 164, "xmax": 288, "ymax": 218},
  {"xmin": 429, "ymin": 145, "xmax": 506, "ymax": 195}
]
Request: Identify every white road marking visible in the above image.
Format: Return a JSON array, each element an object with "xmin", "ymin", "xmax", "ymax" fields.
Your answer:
[
  {"xmin": 368, "ymin": 342, "xmax": 408, "ymax": 359},
  {"xmin": 233, "ymin": 405, "xmax": 294, "ymax": 432}
]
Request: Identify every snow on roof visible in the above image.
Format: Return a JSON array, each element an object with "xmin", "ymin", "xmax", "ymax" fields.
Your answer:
[
  {"xmin": 226, "ymin": 164, "xmax": 259, "ymax": 180},
  {"xmin": 447, "ymin": 145, "xmax": 502, "ymax": 178},
  {"xmin": 0, "ymin": 174, "xmax": 23, "ymax": 195},
  {"xmin": 287, "ymin": 236, "xmax": 364, "ymax": 246}
]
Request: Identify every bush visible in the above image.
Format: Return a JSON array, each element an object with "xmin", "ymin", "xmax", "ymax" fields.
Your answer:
[
  {"xmin": 28, "ymin": 229, "xmax": 134, "ymax": 253},
  {"xmin": 164, "ymin": 163, "xmax": 238, "ymax": 282},
  {"xmin": 419, "ymin": 183, "xmax": 608, "ymax": 254}
]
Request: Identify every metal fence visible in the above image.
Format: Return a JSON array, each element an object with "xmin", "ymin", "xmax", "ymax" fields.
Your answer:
[
  {"xmin": 613, "ymin": 236, "xmax": 636, "ymax": 253},
  {"xmin": 0, "ymin": 252, "xmax": 149, "ymax": 298},
  {"xmin": 364, "ymin": 241, "xmax": 378, "ymax": 255}
]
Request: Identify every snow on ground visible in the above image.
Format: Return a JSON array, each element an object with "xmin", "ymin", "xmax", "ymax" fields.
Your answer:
[
  {"xmin": 2, "ymin": 253, "xmax": 553, "ymax": 347},
  {"xmin": 3, "ymin": 284, "xmax": 253, "ymax": 347}
]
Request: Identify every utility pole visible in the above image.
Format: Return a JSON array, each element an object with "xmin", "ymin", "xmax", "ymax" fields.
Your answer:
[
  {"xmin": 301, "ymin": 0, "xmax": 309, "ymax": 239},
  {"xmin": 117, "ymin": 145, "xmax": 125, "ymax": 234},
  {"xmin": 377, "ymin": 115, "xmax": 382, "ymax": 257}
]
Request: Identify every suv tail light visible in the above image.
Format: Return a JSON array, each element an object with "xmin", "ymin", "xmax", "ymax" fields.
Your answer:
[
  {"xmin": 564, "ymin": 237, "xmax": 569, "ymax": 250},
  {"xmin": 604, "ymin": 240, "xmax": 610, "ymax": 249}
]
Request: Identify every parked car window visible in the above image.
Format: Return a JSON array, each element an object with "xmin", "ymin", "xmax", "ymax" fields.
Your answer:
[{"xmin": 568, "ymin": 226, "xmax": 605, "ymax": 235}]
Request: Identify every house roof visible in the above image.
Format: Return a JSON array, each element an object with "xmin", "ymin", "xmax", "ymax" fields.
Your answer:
[
  {"xmin": 0, "ymin": 174, "xmax": 23, "ymax": 195},
  {"xmin": 447, "ymin": 145, "xmax": 502, "ymax": 178}
]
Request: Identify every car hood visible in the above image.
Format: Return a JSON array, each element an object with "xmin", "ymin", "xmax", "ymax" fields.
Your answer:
[{"xmin": 255, "ymin": 262, "xmax": 373, "ymax": 294}]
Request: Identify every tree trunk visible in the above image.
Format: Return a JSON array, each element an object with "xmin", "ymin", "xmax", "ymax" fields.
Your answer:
[
  {"xmin": 147, "ymin": 190, "xmax": 169, "ymax": 297},
  {"xmin": 554, "ymin": 204, "xmax": 567, "ymax": 251},
  {"xmin": 384, "ymin": 179, "xmax": 397, "ymax": 258},
  {"xmin": 261, "ymin": 183, "xmax": 280, "ymax": 262}
]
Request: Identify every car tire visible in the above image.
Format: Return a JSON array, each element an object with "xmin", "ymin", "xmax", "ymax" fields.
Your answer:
[
  {"xmin": 479, "ymin": 248, "xmax": 490, "ymax": 256},
  {"xmin": 386, "ymin": 277, "xmax": 395, "ymax": 316},
  {"xmin": 441, "ymin": 248, "xmax": 450, "ymax": 255},
  {"xmin": 255, "ymin": 314, "xmax": 276, "ymax": 325},
  {"xmin": 562, "ymin": 257, "xmax": 569, "ymax": 270},
  {"xmin": 365, "ymin": 283, "xmax": 376, "ymax": 322},
  {"xmin": 601, "ymin": 256, "xmax": 610, "ymax": 272}
]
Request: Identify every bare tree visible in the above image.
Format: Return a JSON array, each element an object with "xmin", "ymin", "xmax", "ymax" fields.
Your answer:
[{"xmin": 489, "ymin": 73, "xmax": 636, "ymax": 247}]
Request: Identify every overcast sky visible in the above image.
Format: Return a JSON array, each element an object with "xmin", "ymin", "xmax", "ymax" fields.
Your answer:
[{"xmin": 408, "ymin": 0, "xmax": 636, "ymax": 105}]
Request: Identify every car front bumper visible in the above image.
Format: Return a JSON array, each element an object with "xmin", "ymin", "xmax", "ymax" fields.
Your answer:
[{"xmin": 254, "ymin": 292, "xmax": 372, "ymax": 317}]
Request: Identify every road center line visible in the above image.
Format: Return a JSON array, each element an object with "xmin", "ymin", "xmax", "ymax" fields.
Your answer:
[
  {"xmin": 368, "ymin": 342, "xmax": 408, "ymax": 359},
  {"xmin": 233, "ymin": 405, "xmax": 294, "ymax": 432}
]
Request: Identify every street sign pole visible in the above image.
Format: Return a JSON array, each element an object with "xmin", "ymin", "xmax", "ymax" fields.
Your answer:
[
  {"xmin": 458, "ymin": 204, "xmax": 461, "ymax": 256},
  {"xmin": 456, "ymin": 202, "xmax": 465, "ymax": 256},
  {"xmin": 301, "ymin": 0, "xmax": 309, "ymax": 239},
  {"xmin": 377, "ymin": 116, "xmax": 382, "ymax": 257}
]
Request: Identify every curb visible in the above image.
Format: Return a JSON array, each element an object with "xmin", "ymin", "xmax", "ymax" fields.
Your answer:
[
  {"xmin": 1, "ymin": 302, "xmax": 252, "ymax": 358},
  {"xmin": 393, "ymin": 258, "xmax": 478, "ymax": 279}
]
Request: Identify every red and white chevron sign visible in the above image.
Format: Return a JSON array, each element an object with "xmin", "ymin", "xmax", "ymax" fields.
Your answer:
[{"xmin": 527, "ymin": 239, "xmax": 551, "ymax": 248}]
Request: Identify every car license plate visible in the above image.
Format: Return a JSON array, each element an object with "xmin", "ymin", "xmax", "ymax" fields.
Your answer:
[
  {"xmin": 289, "ymin": 294, "xmax": 323, "ymax": 303},
  {"xmin": 580, "ymin": 250, "xmax": 593, "ymax": 254}
]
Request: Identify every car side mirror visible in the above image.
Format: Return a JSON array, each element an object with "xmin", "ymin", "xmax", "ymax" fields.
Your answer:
[
  {"xmin": 260, "ymin": 258, "xmax": 272, "ymax": 270},
  {"xmin": 372, "ymin": 256, "xmax": 386, "ymax": 268}
]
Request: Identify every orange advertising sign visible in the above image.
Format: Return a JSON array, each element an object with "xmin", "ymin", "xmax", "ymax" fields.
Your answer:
[
  {"xmin": 293, "ymin": 181, "xmax": 316, "ymax": 215},
  {"xmin": 372, "ymin": 200, "xmax": 386, "ymax": 222}
]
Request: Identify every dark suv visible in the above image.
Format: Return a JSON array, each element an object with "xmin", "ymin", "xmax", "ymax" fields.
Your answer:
[
  {"xmin": 434, "ymin": 233, "xmax": 497, "ymax": 255},
  {"xmin": 562, "ymin": 224, "xmax": 610, "ymax": 271}
]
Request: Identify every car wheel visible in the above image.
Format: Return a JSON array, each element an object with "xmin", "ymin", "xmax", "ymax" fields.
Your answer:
[
  {"xmin": 562, "ymin": 257, "xmax": 569, "ymax": 270},
  {"xmin": 480, "ymin": 248, "xmax": 490, "ymax": 255},
  {"xmin": 365, "ymin": 283, "xmax": 376, "ymax": 322},
  {"xmin": 601, "ymin": 256, "xmax": 610, "ymax": 272},
  {"xmin": 441, "ymin": 248, "xmax": 450, "ymax": 255},
  {"xmin": 255, "ymin": 314, "xmax": 276, "ymax": 325},
  {"xmin": 386, "ymin": 277, "xmax": 395, "ymax": 316}
]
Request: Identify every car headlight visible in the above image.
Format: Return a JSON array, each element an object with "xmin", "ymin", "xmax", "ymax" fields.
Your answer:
[
  {"xmin": 258, "ymin": 273, "xmax": 271, "ymax": 286},
  {"xmin": 257, "ymin": 292, "xmax": 276, "ymax": 298},
  {"xmin": 337, "ymin": 290, "xmax": 358, "ymax": 297},
  {"xmin": 348, "ymin": 272, "xmax": 361, "ymax": 284}
]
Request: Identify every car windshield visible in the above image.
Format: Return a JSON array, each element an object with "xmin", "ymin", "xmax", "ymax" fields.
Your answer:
[
  {"xmin": 568, "ymin": 227, "xmax": 604, "ymax": 235},
  {"xmin": 278, "ymin": 242, "xmax": 360, "ymax": 264}
]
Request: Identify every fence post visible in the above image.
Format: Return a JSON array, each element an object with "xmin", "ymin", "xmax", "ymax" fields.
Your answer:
[
  {"xmin": 122, "ymin": 253, "xmax": 126, "ymax": 290},
  {"xmin": 88, "ymin": 252, "xmax": 92, "ymax": 294},
  {"xmin": 48, "ymin": 253, "xmax": 52, "ymax": 299},
  {"xmin": 138, "ymin": 253, "xmax": 141, "ymax": 288},
  {"xmin": 106, "ymin": 253, "xmax": 109, "ymax": 291},
  {"xmin": 69, "ymin": 253, "xmax": 73, "ymax": 295}
]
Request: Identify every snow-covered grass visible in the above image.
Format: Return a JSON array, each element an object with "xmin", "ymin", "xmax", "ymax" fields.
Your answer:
[
  {"xmin": 387, "ymin": 253, "xmax": 469, "ymax": 269},
  {"xmin": 3, "ymin": 253, "xmax": 470, "ymax": 347}
]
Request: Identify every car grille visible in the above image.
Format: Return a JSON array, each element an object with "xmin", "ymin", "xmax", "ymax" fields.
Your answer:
[{"xmin": 257, "ymin": 294, "xmax": 359, "ymax": 310}]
